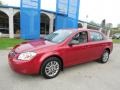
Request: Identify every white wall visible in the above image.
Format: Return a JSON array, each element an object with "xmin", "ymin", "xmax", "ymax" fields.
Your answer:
[{"xmin": 0, "ymin": 7, "xmax": 55, "ymax": 38}]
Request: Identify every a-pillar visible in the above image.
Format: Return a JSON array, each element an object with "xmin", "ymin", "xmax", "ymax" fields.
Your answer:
[
  {"xmin": 8, "ymin": 8, "xmax": 14, "ymax": 38},
  {"xmin": 49, "ymin": 15, "xmax": 55, "ymax": 33}
]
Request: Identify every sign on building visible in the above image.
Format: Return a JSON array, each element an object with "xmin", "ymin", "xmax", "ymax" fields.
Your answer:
[
  {"xmin": 56, "ymin": 0, "xmax": 80, "ymax": 30},
  {"xmin": 20, "ymin": 0, "xmax": 41, "ymax": 39}
]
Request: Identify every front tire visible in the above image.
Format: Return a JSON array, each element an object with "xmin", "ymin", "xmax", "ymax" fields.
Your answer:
[
  {"xmin": 41, "ymin": 57, "xmax": 61, "ymax": 79},
  {"xmin": 100, "ymin": 50, "xmax": 110, "ymax": 63}
]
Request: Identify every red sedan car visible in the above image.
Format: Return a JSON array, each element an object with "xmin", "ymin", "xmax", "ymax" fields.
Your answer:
[{"xmin": 8, "ymin": 29, "xmax": 113, "ymax": 79}]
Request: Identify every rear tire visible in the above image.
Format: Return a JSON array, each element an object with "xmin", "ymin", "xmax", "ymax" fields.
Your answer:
[
  {"xmin": 99, "ymin": 50, "xmax": 110, "ymax": 63},
  {"xmin": 41, "ymin": 57, "xmax": 61, "ymax": 79}
]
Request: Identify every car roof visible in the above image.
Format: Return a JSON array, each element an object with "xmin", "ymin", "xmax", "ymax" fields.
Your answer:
[
  {"xmin": 78, "ymin": 28, "xmax": 100, "ymax": 32},
  {"xmin": 59, "ymin": 28, "xmax": 100, "ymax": 33}
]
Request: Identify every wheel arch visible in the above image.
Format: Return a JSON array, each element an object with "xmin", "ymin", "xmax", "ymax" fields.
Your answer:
[
  {"xmin": 39, "ymin": 54, "xmax": 64, "ymax": 73},
  {"xmin": 105, "ymin": 48, "xmax": 110, "ymax": 54}
]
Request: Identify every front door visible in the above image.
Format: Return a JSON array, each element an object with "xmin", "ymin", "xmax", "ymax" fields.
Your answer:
[{"xmin": 65, "ymin": 31, "xmax": 90, "ymax": 66}]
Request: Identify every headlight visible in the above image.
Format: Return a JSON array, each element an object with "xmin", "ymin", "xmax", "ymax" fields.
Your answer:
[{"xmin": 18, "ymin": 52, "xmax": 37, "ymax": 61}]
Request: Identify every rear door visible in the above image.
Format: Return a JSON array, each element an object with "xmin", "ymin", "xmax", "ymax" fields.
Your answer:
[{"xmin": 86, "ymin": 31, "xmax": 105, "ymax": 61}]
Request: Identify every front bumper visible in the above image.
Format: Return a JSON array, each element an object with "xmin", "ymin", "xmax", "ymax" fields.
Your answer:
[{"xmin": 8, "ymin": 52, "xmax": 40, "ymax": 75}]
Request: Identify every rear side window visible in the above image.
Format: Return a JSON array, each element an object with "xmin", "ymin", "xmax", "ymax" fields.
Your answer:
[{"xmin": 90, "ymin": 31, "xmax": 104, "ymax": 41}]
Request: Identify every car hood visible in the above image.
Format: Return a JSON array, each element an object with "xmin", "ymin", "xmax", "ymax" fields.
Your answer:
[{"xmin": 14, "ymin": 39, "xmax": 56, "ymax": 53}]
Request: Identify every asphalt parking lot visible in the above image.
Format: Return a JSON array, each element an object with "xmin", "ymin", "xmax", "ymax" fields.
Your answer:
[{"xmin": 0, "ymin": 44, "xmax": 120, "ymax": 90}]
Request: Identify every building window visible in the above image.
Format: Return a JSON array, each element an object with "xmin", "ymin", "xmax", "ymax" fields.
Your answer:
[{"xmin": 0, "ymin": 11, "xmax": 9, "ymax": 34}]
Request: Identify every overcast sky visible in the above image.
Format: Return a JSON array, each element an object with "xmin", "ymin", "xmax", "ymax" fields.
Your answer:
[{"xmin": 1, "ymin": 0, "xmax": 120, "ymax": 26}]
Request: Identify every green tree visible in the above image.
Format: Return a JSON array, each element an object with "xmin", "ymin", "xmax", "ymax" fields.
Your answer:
[
  {"xmin": 106, "ymin": 23, "xmax": 113, "ymax": 29},
  {"xmin": 89, "ymin": 21, "xmax": 99, "ymax": 26},
  {"xmin": 87, "ymin": 21, "xmax": 100, "ymax": 30},
  {"xmin": 117, "ymin": 24, "xmax": 120, "ymax": 29}
]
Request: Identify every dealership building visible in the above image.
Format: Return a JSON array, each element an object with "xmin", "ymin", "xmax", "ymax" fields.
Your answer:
[{"xmin": 0, "ymin": 5, "xmax": 87, "ymax": 38}]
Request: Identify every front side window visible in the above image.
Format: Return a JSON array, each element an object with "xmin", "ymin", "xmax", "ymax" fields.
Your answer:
[
  {"xmin": 71, "ymin": 31, "xmax": 88, "ymax": 44},
  {"xmin": 44, "ymin": 30, "xmax": 74, "ymax": 43},
  {"xmin": 90, "ymin": 31, "xmax": 104, "ymax": 41}
]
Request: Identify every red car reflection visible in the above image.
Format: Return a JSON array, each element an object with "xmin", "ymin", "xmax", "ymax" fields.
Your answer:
[{"xmin": 8, "ymin": 29, "xmax": 113, "ymax": 79}]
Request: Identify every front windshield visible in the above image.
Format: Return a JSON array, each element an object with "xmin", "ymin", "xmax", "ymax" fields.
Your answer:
[{"xmin": 44, "ymin": 30, "xmax": 74, "ymax": 43}]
